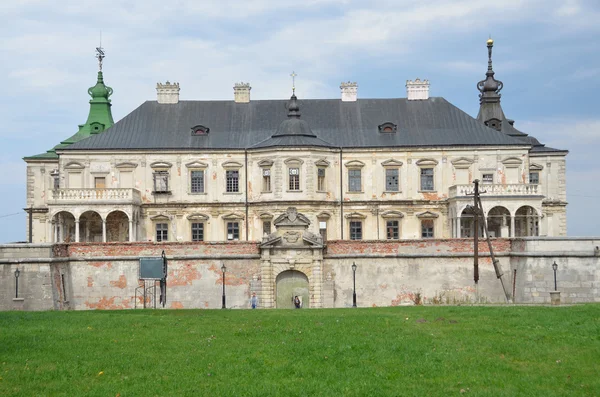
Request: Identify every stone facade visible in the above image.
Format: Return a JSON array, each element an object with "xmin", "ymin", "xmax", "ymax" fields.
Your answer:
[{"xmin": 24, "ymin": 145, "xmax": 567, "ymax": 244}]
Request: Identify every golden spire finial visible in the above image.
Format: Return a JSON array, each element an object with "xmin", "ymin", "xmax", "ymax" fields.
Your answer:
[{"xmin": 487, "ymin": 35, "xmax": 494, "ymax": 45}]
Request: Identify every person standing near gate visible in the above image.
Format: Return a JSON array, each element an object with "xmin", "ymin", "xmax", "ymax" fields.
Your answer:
[
  {"xmin": 294, "ymin": 295, "xmax": 301, "ymax": 309},
  {"xmin": 250, "ymin": 292, "xmax": 259, "ymax": 309}
]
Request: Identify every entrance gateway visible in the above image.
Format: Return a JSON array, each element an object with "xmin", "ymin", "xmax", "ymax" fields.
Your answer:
[
  {"xmin": 276, "ymin": 270, "xmax": 309, "ymax": 309},
  {"xmin": 259, "ymin": 207, "xmax": 325, "ymax": 309}
]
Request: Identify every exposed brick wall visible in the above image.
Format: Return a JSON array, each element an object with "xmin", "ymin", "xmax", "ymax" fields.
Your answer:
[
  {"xmin": 65, "ymin": 241, "xmax": 260, "ymax": 258},
  {"xmin": 325, "ymin": 239, "xmax": 512, "ymax": 255}
]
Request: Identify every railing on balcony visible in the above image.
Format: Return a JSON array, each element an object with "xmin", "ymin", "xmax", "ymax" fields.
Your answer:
[
  {"xmin": 50, "ymin": 188, "xmax": 141, "ymax": 204},
  {"xmin": 449, "ymin": 184, "xmax": 539, "ymax": 198}
]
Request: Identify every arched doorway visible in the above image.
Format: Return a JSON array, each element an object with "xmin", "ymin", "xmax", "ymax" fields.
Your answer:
[
  {"xmin": 52, "ymin": 211, "xmax": 76, "ymax": 243},
  {"xmin": 276, "ymin": 270, "xmax": 309, "ymax": 309},
  {"xmin": 79, "ymin": 211, "xmax": 103, "ymax": 242},
  {"xmin": 515, "ymin": 206, "xmax": 539, "ymax": 237},
  {"xmin": 487, "ymin": 206, "xmax": 510, "ymax": 237},
  {"xmin": 460, "ymin": 207, "xmax": 483, "ymax": 238},
  {"xmin": 106, "ymin": 210, "xmax": 129, "ymax": 242}
]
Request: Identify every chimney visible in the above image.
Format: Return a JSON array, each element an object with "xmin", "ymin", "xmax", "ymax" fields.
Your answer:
[
  {"xmin": 340, "ymin": 81, "xmax": 358, "ymax": 102},
  {"xmin": 234, "ymin": 82, "xmax": 251, "ymax": 103},
  {"xmin": 156, "ymin": 81, "xmax": 180, "ymax": 104},
  {"xmin": 406, "ymin": 78, "xmax": 430, "ymax": 100}
]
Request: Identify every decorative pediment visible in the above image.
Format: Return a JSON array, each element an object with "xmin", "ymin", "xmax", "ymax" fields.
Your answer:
[
  {"xmin": 381, "ymin": 210, "xmax": 404, "ymax": 219},
  {"xmin": 259, "ymin": 213, "xmax": 274, "ymax": 220},
  {"xmin": 451, "ymin": 157, "xmax": 474, "ymax": 169},
  {"xmin": 150, "ymin": 161, "xmax": 173, "ymax": 169},
  {"xmin": 222, "ymin": 161, "xmax": 243, "ymax": 169},
  {"xmin": 529, "ymin": 162, "xmax": 544, "ymax": 171},
  {"xmin": 257, "ymin": 159, "xmax": 274, "ymax": 167},
  {"xmin": 64, "ymin": 161, "xmax": 85, "ymax": 170},
  {"xmin": 185, "ymin": 161, "xmax": 208, "ymax": 169},
  {"xmin": 344, "ymin": 212, "xmax": 367, "ymax": 219},
  {"xmin": 273, "ymin": 207, "xmax": 310, "ymax": 227},
  {"xmin": 187, "ymin": 213, "xmax": 209, "ymax": 221},
  {"xmin": 344, "ymin": 160, "xmax": 365, "ymax": 168},
  {"xmin": 222, "ymin": 212, "xmax": 244, "ymax": 220},
  {"xmin": 416, "ymin": 211, "xmax": 439, "ymax": 219},
  {"xmin": 315, "ymin": 159, "xmax": 330, "ymax": 167},
  {"xmin": 116, "ymin": 162, "xmax": 138, "ymax": 169},
  {"xmin": 502, "ymin": 157, "xmax": 523, "ymax": 168},
  {"xmin": 150, "ymin": 214, "xmax": 170, "ymax": 221},
  {"xmin": 284, "ymin": 158, "xmax": 304, "ymax": 166},
  {"xmin": 316, "ymin": 211, "xmax": 331, "ymax": 220},
  {"xmin": 416, "ymin": 158, "xmax": 439, "ymax": 166},
  {"xmin": 381, "ymin": 159, "xmax": 403, "ymax": 167}
]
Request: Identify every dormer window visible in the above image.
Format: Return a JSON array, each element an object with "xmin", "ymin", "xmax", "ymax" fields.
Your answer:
[
  {"xmin": 191, "ymin": 125, "xmax": 210, "ymax": 135},
  {"xmin": 485, "ymin": 118, "xmax": 502, "ymax": 131},
  {"xmin": 378, "ymin": 122, "xmax": 397, "ymax": 133}
]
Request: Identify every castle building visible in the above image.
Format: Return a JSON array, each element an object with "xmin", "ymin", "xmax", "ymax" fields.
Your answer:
[{"xmin": 23, "ymin": 40, "xmax": 567, "ymax": 244}]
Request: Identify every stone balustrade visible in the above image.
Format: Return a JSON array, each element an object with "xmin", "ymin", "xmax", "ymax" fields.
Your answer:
[
  {"xmin": 449, "ymin": 184, "xmax": 539, "ymax": 198},
  {"xmin": 49, "ymin": 188, "xmax": 141, "ymax": 204}
]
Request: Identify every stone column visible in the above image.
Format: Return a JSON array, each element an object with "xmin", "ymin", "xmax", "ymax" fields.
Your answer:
[
  {"xmin": 75, "ymin": 220, "xmax": 80, "ymax": 243},
  {"xmin": 102, "ymin": 219, "xmax": 107, "ymax": 243},
  {"xmin": 129, "ymin": 219, "xmax": 134, "ymax": 242},
  {"xmin": 260, "ymin": 259, "xmax": 274, "ymax": 308},
  {"xmin": 510, "ymin": 215, "xmax": 515, "ymax": 237},
  {"xmin": 311, "ymin": 258, "xmax": 323, "ymax": 308}
]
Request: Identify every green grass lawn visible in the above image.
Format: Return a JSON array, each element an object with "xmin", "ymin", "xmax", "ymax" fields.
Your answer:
[{"xmin": 1, "ymin": 305, "xmax": 599, "ymax": 397}]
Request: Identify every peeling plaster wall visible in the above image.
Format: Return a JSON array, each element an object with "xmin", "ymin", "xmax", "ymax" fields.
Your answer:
[{"xmin": 1, "ymin": 238, "xmax": 598, "ymax": 311}]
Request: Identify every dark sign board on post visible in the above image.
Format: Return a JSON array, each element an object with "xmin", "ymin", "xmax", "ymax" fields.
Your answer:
[{"xmin": 139, "ymin": 257, "xmax": 165, "ymax": 280}]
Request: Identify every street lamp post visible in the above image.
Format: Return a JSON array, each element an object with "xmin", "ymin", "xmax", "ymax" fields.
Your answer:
[
  {"xmin": 14, "ymin": 268, "xmax": 20, "ymax": 299},
  {"xmin": 221, "ymin": 263, "xmax": 227, "ymax": 309},
  {"xmin": 552, "ymin": 261, "xmax": 558, "ymax": 291},
  {"xmin": 352, "ymin": 262, "xmax": 357, "ymax": 308}
]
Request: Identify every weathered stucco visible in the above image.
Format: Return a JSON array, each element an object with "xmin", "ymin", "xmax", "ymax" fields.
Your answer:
[{"xmin": 1, "ymin": 237, "xmax": 597, "ymax": 311}]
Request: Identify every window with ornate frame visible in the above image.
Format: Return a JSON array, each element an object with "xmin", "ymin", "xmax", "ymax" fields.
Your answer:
[
  {"xmin": 285, "ymin": 158, "xmax": 303, "ymax": 192},
  {"xmin": 416, "ymin": 159, "xmax": 438, "ymax": 192},
  {"xmin": 150, "ymin": 162, "xmax": 173, "ymax": 194},
  {"xmin": 191, "ymin": 222, "xmax": 204, "ymax": 241},
  {"xmin": 381, "ymin": 211, "xmax": 404, "ymax": 240},
  {"xmin": 417, "ymin": 211, "xmax": 438, "ymax": 239},
  {"xmin": 156, "ymin": 223, "xmax": 168, "ymax": 242},
  {"xmin": 227, "ymin": 222, "xmax": 239, "ymax": 240}
]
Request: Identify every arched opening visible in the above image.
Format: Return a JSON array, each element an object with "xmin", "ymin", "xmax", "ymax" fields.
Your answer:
[
  {"xmin": 487, "ymin": 206, "xmax": 511, "ymax": 238},
  {"xmin": 79, "ymin": 211, "xmax": 103, "ymax": 242},
  {"xmin": 460, "ymin": 208, "xmax": 483, "ymax": 238},
  {"xmin": 52, "ymin": 211, "xmax": 76, "ymax": 243},
  {"xmin": 276, "ymin": 270, "xmax": 309, "ymax": 309},
  {"xmin": 515, "ymin": 206, "xmax": 539, "ymax": 237},
  {"xmin": 106, "ymin": 211, "xmax": 129, "ymax": 242}
]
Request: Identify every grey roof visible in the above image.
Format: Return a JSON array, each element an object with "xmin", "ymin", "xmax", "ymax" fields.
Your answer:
[{"xmin": 65, "ymin": 97, "xmax": 537, "ymax": 151}]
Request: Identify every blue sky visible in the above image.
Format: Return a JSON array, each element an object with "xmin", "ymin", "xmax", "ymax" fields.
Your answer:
[{"xmin": 1, "ymin": 0, "xmax": 599, "ymax": 242}]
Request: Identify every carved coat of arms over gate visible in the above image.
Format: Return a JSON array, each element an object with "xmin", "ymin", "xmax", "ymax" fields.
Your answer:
[{"xmin": 283, "ymin": 231, "xmax": 300, "ymax": 243}]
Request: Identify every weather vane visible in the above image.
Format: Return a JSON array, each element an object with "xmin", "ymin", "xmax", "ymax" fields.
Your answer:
[
  {"xmin": 290, "ymin": 71, "xmax": 297, "ymax": 95},
  {"xmin": 95, "ymin": 31, "xmax": 105, "ymax": 71}
]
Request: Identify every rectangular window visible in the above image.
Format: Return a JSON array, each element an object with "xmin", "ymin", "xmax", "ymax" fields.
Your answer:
[
  {"xmin": 154, "ymin": 171, "xmax": 169, "ymax": 193},
  {"xmin": 156, "ymin": 223, "xmax": 168, "ymax": 242},
  {"xmin": 262, "ymin": 169, "xmax": 271, "ymax": 192},
  {"xmin": 482, "ymin": 173, "xmax": 494, "ymax": 184},
  {"xmin": 386, "ymin": 220, "xmax": 399, "ymax": 239},
  {"xmin": 350, "ymin": 220, "xmax": 362, "ymax": 240},
  {"xmin": 226, "ymin": 170, "xmax": 239, "ymax": 193},
  {"xmin": 385, "ymin": 169, "xmax": 399, "ymax": 191},
  {"xmin": 421, "ymin": 219, "xmax": 434, "ymax": 238},
  {"xmin": 94, "ymin": 177, "xmax": 106, "ymax": 189},
  {"xmin": 262, "ymin": 221, "xmax": 271, "ymax": 236},
  {"xmin": 190, "ymin": 170, "xmax": 205, "ymax": 193},
  {"xmin": 317, "ymin": 168, "xmax": 326, "ymax": 191},
  {"xmin": 529, "ymin": 172, "xmax": 539, "ymax": 184},
  {"xmin": 420, "ymin": 168, "xmax": 434, "ymax": 191},
  {"xmin": 289, "ymin": 168, "xmax": 300, "ymax": 191},
  {"xmin": 348, "ymin": 169, "xmax": 361, "ymax": 192},
  {"xmin": 191, "ymin": 222, "xmax": 204, "ymax": 242},
  {"xmin": 227, "ymin": 222, "xmax": 239, "ymax": 241},
  {"xmin": 319, "ymin": 221, "xmax": 327, "ymax": 242}
]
